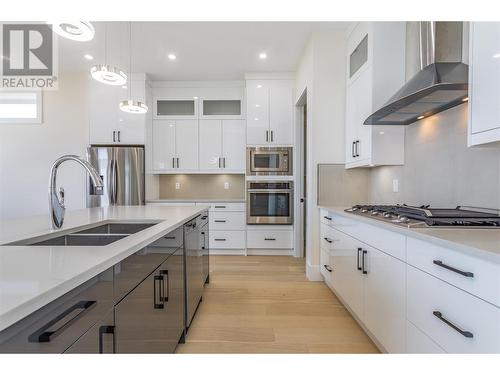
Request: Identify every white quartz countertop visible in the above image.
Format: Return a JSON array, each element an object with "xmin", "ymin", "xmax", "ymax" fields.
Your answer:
[
  {"xmin": 320, "ymin": 206, "xmax": 500, "ymax": 264},
  {"xmin": 147, "ymin": 198, "xmax": 246, "ymax": 203},
  {"xmin": 0, "ymin": 205, "xmax": 208, "ymax": 332}
]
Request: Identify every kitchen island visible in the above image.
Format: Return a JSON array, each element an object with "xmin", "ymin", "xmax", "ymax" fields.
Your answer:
[{"xmin": 0, "ymin": 205, "xmax": 209, "ymax": 353}]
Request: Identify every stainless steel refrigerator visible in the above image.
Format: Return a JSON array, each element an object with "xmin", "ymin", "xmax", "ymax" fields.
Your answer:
[{"xmin": 86, "ymin": 146, "xmax": 145, "ymax": 207}]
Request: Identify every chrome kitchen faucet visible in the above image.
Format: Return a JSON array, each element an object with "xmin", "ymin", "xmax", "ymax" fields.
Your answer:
[{"xmin": 49, "ymin": 155, "xmax": 104, "ymax": 229}]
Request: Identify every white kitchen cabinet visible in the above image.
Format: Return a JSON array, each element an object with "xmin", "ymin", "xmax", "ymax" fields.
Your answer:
[
  {"xmin": 200, "ymin": 98, "xmax": 244, "ymax": 120},
  {"xmin": 89, "ymin": 75, "xmax": 148, "ymax": 145},
  {"xmin": 363, "ymin": 245, "xmax": 406, "ymax": 353},
  {"xmin": 199, "ymin": 119, "xmax": 246, "ymax": 172},
  {"xmin": 468, "ymin": 22, "xmax": 500, "ymax": 146},
  {"xmin": 152, "ymin": 119, "xmax": 198, "ymax": 172},
  {"xmin": 154, "ymin": 98, "xmax": 198, "ymax": 119},
  {"xmin": 199, "ymin": 120, "xmax": 222, "ymax": 170},
  {"xmin": 345, "ymin": 22, "xmax": 406, "ymax": 168},
  {"xmin": 246, "ymin": 80, "xmax": 293, "ymax": 146}
]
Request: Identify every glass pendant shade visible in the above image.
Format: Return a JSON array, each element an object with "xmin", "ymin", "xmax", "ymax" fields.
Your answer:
[
  {"xmin": 119, "ymin": 100, "xmax": 148, "ymax": 114},
  {"xmin": 90, "ymin": 64, "xmax": 127, "ymax": 86},
  {"xmin": 49, "ymin": 21, "xmax": 95, "ymax": 41}
]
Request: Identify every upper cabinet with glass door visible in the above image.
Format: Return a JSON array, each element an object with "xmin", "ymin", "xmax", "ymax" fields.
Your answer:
[
  {"xmin": 200, "ymin": 95, "xmax": 245, "ymax": 120},
  {"xmin": 154, "ymin": 98, "xmax": 199, "ymax": 119}
]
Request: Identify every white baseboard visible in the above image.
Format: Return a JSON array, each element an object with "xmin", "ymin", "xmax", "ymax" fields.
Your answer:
[{"xmin": 306, "ymin": 262, "xmax": 323, "ymax": 281}]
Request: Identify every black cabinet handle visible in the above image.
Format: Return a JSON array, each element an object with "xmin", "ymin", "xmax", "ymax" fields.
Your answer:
[
  {"xmin": 323, "ymin": 265, "xmax": 333, "ymax": 272},
  {"xmin": 355, "ymin": 140, "xmax": 360, "ymax": 157},
  {"xmin": 29, "ymin": 300, "xmax": 96, "ymax": 343},
  {"xmin": 112, "ymin": 131, "xmax": 116, "ymax": 143},
  {"xmin": 362, "ymin": 250, "xmax": 368, "ymax": 274},
  {"xmin": 160, "ymin": 270, "xmax": 169, "ymax": 302},
  {"xmin": 265, "ymin": 238, "xmax": 276, "ymax": 241},
  {"xmin": 433, "ymin": 260, "xmax": 474, "ymax": 278},
  {"xmin": 98, "ymin": 325, "xmax": 115, "ymax": 354},
  {"xmin": 433, "ymin": 311, "xmax": 473, "ymax": 338},
  {"xmin": 266, "ymin": 130, "xmax": 269, "ymax": 142},
  {"xmin": 356, "ymin": 248, "xmax": 362, "ymax": 271},
  {"xmin": 214, "ymin": 205, "xmax": 226, "ymax": 209},
  {"xmin": 153, "ymin": 275, "xmax": 164, "ymax": 309},
  {"xmin": 323, "ymin": 237, "xmax": 333, "ymax": 243},
  {"xmin": 214, "ymin": 220, "xmax": 227, "ymax": 223},
  {"xmin": 201, "ymin": 216, "xmax": 208, "ymax": 220},
  {"xmin": 214, "ymin": 238, "xmax": 226, "ymax": 241},
  {"xmin": 164, "ymin": 236, "xmax": 176, "ymax": 240},
  {"xmin": 323, "ymin": 216, "xmax": 332, "ymax": 221},
  {"xmin": 117, "ymin": 131, "xmax": 121, "ymax": 142}
]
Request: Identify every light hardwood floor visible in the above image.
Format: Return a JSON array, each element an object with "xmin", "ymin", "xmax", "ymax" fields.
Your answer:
[{"xmin": 176, "ymin": 256, "xmax": 379, "ymax": 353}]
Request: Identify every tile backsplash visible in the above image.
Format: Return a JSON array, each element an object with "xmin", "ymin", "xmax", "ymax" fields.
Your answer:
[
  {"xmin": 159, "ymin": 174, "xmax": 245, "ymax": 200},
  {"xmin": 370, "ymin": 105, "xmax": 500, "ymax": 209}
]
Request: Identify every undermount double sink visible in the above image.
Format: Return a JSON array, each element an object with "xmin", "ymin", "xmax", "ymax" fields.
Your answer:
[{"xmin": 7, "ymin": 222, "xmax": 158, "ymax": 247}]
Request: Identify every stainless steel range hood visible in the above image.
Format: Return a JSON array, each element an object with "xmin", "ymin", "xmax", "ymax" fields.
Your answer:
[{"xmin": 364, "ymin": 22, "xmax": 468, "ymax": 126}]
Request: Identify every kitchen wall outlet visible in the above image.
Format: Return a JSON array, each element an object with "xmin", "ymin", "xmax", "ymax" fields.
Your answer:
[
  {"xmin": 175, "ymin": 182, "xmax": 181, "ymax": 190},
  {"xmin": 224, "ymin": 182, "xmax": 230, "ymax": 190},
  {"xmin": 392, "ymin": 179, "xmax": 399, "ymax": 193}
]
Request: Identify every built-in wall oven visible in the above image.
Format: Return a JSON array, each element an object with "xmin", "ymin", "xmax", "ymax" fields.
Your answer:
[
  {"xmin": 246, "ymin": 147, "xmax": 292, "ymax": 176},
  {"xmin": 247, "ymin": 181, "xmax": 294, "ymax": 225}
]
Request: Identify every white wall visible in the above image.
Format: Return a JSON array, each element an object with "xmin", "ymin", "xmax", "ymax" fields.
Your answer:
[
  {"xmin": 295, "ymin": 30, "xmax": 347, "ymax": 281},
  {"xmin": 0, "ymin": 73, "xmax": 90, "ymax": 220}
]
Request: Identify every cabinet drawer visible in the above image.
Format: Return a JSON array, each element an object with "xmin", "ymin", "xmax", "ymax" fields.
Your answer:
[
  {"xmin": 247, "ymin": 230, "xmax": 293, "ymax": 249},
  {"xmin": 407, "ymin": 237, "xmax": 500, "ymax": 307},
  {"xmin": 209, "ymin": 230, "xmax": 245, "ymax": 249},
  {"xmin": 320, "ymin": 209, "xmax": 335, "ymax": 226},
  {"xmin": 331, "ymin": 212, "xmax": 406, "ymax": 261},
  {"xmin": 210, "ymin": 211, "xmax": 245, "ymax": 230},
  {"xmin": 320, "ymin": 248, "xmax": 334, "ymax": 280},
  {"xmin": 0, "ymin": 268, "xmax": 114, "ymax": 353},
  {"xmin": 202, "ymin": 202, "xmax": 245, "ymax": 212},
  {"xmin": 406, "ymin": 321, "xmax": 445, "ymax": 353},
  {"xmin": 320, "ymin": 223, "xmax": 341, "ymax": 252},
  {"xmin": 407, "ymin": 265, "xmax": 500, "ymax": 353}
]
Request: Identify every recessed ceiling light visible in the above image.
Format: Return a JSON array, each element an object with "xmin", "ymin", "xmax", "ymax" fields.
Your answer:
[
  {"xmin": 193, "ymin": 96, "xmax": 199, "ymax": 99},
  {"xmin": 168, "ymin": 54, "xmax": 177, "ymax": 60},
  {"xmin": 257, "ymin": 85, "xmax": 263, "ymax": 88},
  {"xmin": 84, "ymin": 54, "xmax": 93, "ymax": 60},
  {"xmin": 417, "ymin": 115, "xmax": 425, "ymax": 120},
  {"xmin": 379, "ymin": 131, "xmax": 385, "ymax": 135},
  {"xmin": 48, "ymin": 21, "xmax": 95, "ymax": 41},
  {"xmin": 255, "ymin": 104, "xmax": 261, "ymax": 107},
  {"xmin": 494, "ymin": 53, "xmax": 500, "ymax": 58},
  {"xmin": 122, "ymin": 85, "xmax": 127, "ymax": 89},
  {"xmin": 254, "ymin": 118, "xmax": 259, "ymax": 121},
  {"xmin": 259, "ymin": 52, "xmax": 267, "ymax": 59}
]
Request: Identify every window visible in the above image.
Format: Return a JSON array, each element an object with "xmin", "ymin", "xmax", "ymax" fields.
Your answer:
[{"xmin": 0, "ymin": 91, "xmax": 42, "ymax": 124}]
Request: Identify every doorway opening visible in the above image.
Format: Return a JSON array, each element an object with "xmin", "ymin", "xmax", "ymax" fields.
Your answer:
[{"xmin": 295, "ymin": 89, "xmax": 307, "ymax": 258}]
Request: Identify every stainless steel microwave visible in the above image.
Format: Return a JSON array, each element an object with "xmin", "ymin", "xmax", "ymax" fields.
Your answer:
[{"xmin": 246, "ymin": 147, "xmax": 292, "ymax": 176}]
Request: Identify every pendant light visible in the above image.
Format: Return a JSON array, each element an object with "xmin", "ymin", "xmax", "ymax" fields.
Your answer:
[
  {"xmin": 91, "ymin": 23, "xmax": 127, "ymax": 86},
  {"xmin": 119, "ymin": 22, "xmax": 148, "ymax": 114},
  {"xmin": 48, "ymin": 21, "xmax": 95, "ymax": 41}
]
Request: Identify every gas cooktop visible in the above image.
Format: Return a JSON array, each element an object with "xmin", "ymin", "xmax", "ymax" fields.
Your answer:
[{"xmin": 345, "ymin": 205, "xmax": 500, "ymax": 228}]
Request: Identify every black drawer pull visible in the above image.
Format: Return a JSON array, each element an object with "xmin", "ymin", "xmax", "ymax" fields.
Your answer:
[
  {"xmin": 201, "ymin": 216, "xmax": 208, "ymax": 220},
  {"xmin": 433, "ymin": 311, "xmax": 473, "ymax": 338},
  {"xmin": 323, "ymin": 237, "xmax": 333, "ymax": 243},
  {"xmin": 433, "ymin": 260, "xmax": 474, "ymax": 278},
  {"xmin": 160, "ymin": 269, "xmax": 170, "ymax": 302},
  {"xmin": 214, "ymin": 238, "xmax": 226, "ymax": 241},
  {"xmin": 98, "ymin": 325, "xmax": 115, "ymax": 354},
  {"xmin": 362, "ymin": 250, "xmax": 368, "ymax": 274},
  {"xmin": 214, "ymin": 220, "xmax": 227, "ymax": 223},
  {"xmin": 214, "ymin": 206, "xmax": 226, "ymax": 209},
  {"xmin": 323, "ymin": 265, "xmax": 333, "ymax": 272},
  {"xmin": 357, "ymin": 248, "xmax": 362, "ymax": 271},
  {"xmin": 164, "ymin": 236, "xmax": 176, "ymax": 240},
  {"xmin": 264, "ymin": 238, "xmax": 276, "ymax": 241},
  {"xmin": 154, "ymin": 275, "xmax": 164, "ymax": 309},
  {"xmin": 323, "ymin": 216, "xmax": 332, "ymax": 221},
  {"xmin": 29, "ymin": 300, "xmax": 96, "ymax": 343}
]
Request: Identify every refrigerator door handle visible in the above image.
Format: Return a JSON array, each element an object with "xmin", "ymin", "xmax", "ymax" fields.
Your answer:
[
  {"xmin": 113, "ymin": 160, "xmax": 119, "ymax": 205},
  {"xmin": 107, "ymin": 159, "xmax": 114, "ymax": 205}
]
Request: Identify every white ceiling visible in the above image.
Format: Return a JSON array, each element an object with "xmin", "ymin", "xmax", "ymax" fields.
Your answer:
[{"xmin": 58, "ymin": 22, "xmax": 349, "ymax": 81}]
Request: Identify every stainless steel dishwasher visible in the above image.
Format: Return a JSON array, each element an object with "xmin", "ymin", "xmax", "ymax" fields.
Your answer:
[{"xmin": 183, "ymin": 212, "xmax": 208, "ymax": 328}]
